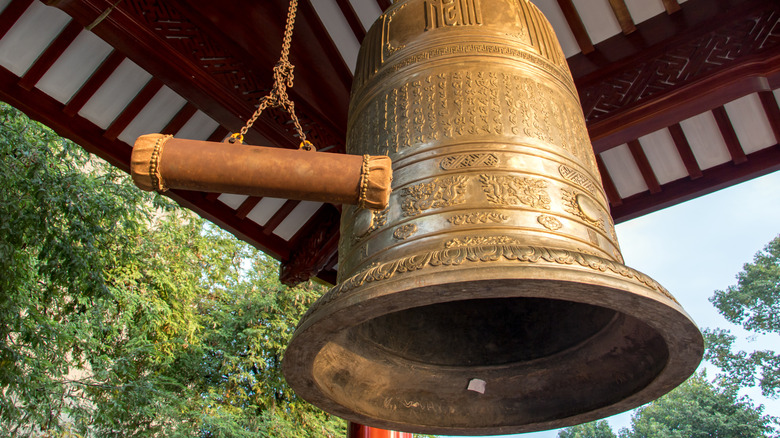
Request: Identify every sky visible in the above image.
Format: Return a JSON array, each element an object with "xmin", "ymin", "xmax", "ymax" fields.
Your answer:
[{"xmin": 445, "ymin": 168, "xmax": 780, "ymax": 438}]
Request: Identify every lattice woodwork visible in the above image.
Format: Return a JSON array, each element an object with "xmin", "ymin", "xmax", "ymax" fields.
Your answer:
[{"xmin": 580, "ymin": 7, "xmax": 779, "ymax": 123}]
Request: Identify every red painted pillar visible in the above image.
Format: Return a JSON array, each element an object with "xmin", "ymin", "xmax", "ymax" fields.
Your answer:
[{"xmin": 347, "ymin": 423, "xmax": 413, "ymax": 438}]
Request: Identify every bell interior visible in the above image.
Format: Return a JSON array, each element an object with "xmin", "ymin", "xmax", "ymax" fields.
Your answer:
[{"xmin": 349, "ymin": 297, "xmax": 618, "ymax": 367}]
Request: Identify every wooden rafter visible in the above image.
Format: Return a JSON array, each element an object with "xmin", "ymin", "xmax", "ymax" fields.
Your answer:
[
  {"xmin": 661, "ymin": 0, "xmax": 682, "ymax": 14},
  {"xmin": 607, "ymin": 0, "xmax": 636, "ymax": 35},
  {"xmin": 235, "ymin": 197, "xmax": 263, "ymax": 220},
  {"xmin": 19, "ymin": 21, "xmax": 82, "ymax": 90},
  {"xmin": 596, "ymin": 154, "xmax": 623, "ymax": 206},
  {"xmin": 376, "ymin": 0, "xmax": 392, "ymax": 11},
  {"xmin": 712, "ymin": 106, "xmax": 748, "ymax": 164},
  {"xmin": 668, "ymin": 123, "xmax": 703, "ymax": 179},
  {"xmin": 556, "ymin": 0, "xmax": 594, "ymax": 54},
  {"xmin": 63, "ymin": 50, "xmax": 124, "ymax": 117},
  {"xmin": 263, "ymin": 200, "xmax": 301, "ymax": 236},
  {"xmin": 103, "ymin": 77, "xmax": 163, "ymax": 141},
  {"xmin": 335, "ymin": 0, "xmax": 366, "ymax": 42},
  {"xmin": 627, "ymin": 140, "xmax": 662, "ymax": 194},
  {"xmin": 0, "ymin": 0, "xmax": 34, "ymax": 40},
  {"xmin": 758, "ymin": 91, "xmax": 780, "ymax": 142},
  {"xmin": 161, "ymin": 103, "xmax": 198, "ymax": 135}
]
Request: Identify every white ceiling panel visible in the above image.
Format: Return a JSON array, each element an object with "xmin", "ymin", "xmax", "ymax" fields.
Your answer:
[
  {"xmin": 350, "ymin": 0, "xmax": 382, "ymax": 32},
  {"xmin": 273, "ymin": 201, "xmax": 323, "ymax": 241},
  {"xmin": 36, "ymin": 31, "xmax": 113, "ymax": 104},
  {"xmin": 311, "ymin": 0, "xmax": 360, "ymax": 72},
  {"xmin": 218, "ymin": 193, "xmax": 249, "ymax": 210},
  {"xmin": 623, "ymin": 0, "xmax": 666, "ymax": 25},
  {"xmin": 247, "ymin": 197, "xmax": 288, "ymax": 226},
  {"xmin": 679, "ymin": 111, "xmax": 731, "ymax": 170},
  {"xmin": 118, "ymin": 86, "xmax": 186, "ymax": 145},
  {"xmin": 638, "ymin": 128, "xmax": 688, "ymax": 184},
  {"xmin": 724, "ymin": 93, "xmax": 775, "ymax": 154},
  {"xmin": 532, "ymin": 0, "xmax": 581, "ymax": 57},
  {"xmin": 570, "ymin": 0, "xmax": 622, "ymax": 45},
  {"xmin": 78, "ymin": 59, "xmax": 151, "ymax": 129},
  {"xmin": 600, "ymin": 144, "xmax": 648, "ymax": 198},
  {"xmin": 0, "ymin": 2, "xmax": 70, "ymax": 76},
  {"xmin": 0, "ymin": 0, "xmax": 12, "ymax": 14},
  {"xmin": 175, "ymin": 111, "xmax": 221, "ymax": 141}
]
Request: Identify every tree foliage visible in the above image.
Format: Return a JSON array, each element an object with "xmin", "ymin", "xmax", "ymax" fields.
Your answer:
[
  {"xmin": 0, "ymin": 102, "xmax": 344, "ymax": 437},
  {"xmin": 618, "ymin": 372, "xmax": 776, "ymax": 438},
  {"xmin": 557, "ymin": 420, "xmax": 615, "ymax": 438},
  {"xmin": 557, "ymin": 373, "xmax": 777, "ymax": 438},
  {"xmin": 704, "ymin": 235, "xmax": 780, "ymax": 398}
]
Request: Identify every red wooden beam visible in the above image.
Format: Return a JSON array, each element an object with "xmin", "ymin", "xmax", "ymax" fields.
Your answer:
[
  {"xmin": 668, "ymin": 123, "xmax": 703, "ymax": 179},
  {"xmin": 335, "ymin": 0, "xmax": 366, "ymax": 42},
  {"xmin": 0, "ymin": 0, "xmax": 34, "ymax": 41},
  {"xmin": 63, "ymin": 50, "xmax": 124, "ymax": 117},
  {"xmin": 103, "ymin": 77, "xmax": 163, "ymax": 141},
  {"xmin": 611, "ymin": 144, "xmax": 780, "ymax": 223},
  {"xmin": 758, "ymin": 90, "xmax": 780, "ymax": 142},
  {"xmin": 556, "ymin": 0, "xmax": 594, "ymax": 54},
  {"xmin": 19, "ymin": 21, "xmax": 82, "ymax": 90},
  {"xmin": 161, "ymin": 102, "xmax": 197, "ymax": 135},
  {"xmin": 596, "ymin": 154, "xmax": 623, "ymax": 207},
  {"xmin": 627, "ymin": 139, "xmax": 662, "ymax": 194},
  {"xmin": 712, "ymin": 106, "xmax": 748, "ymax": 164}
]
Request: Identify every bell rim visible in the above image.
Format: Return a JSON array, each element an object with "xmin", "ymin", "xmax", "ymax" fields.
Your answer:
[{"xmin": 283, "ymin": 252, "xmax": 703, "ymax": 435}]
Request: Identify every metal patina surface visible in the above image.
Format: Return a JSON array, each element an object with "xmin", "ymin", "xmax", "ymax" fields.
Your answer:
[{"xmin": 284, "ymin": 0, "xmax": 703, "ymax": 434}]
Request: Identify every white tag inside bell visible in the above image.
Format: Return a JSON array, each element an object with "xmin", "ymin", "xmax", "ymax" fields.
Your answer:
[{"xmin": 467, "ymin": 378, "xmax": 486, "ymax": 394}]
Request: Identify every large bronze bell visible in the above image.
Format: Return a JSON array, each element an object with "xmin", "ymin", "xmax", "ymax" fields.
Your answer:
[{"xmin": 283, "ymin": 0, "xmax": 703, "ymax": 434}]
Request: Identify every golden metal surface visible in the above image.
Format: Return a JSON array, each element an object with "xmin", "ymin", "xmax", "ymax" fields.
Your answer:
[{"xmin": 284, "ymin": 0, "xmax": 703, "ymax": 434}]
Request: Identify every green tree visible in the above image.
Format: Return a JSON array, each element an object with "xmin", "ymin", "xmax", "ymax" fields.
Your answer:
[
  {"xmin": 618, "ymin": 372, "xmax": 776, "ymax": 438},
  {"xmin": 557, "ymin": 373, "xmax": 777, "ymax": 438},
  {"xmin": 0, "ymin": 102, "xmax": 344, "ymax": 437},
  {"xmin": 704, "ymin": 235, "xmax": 780, "ymax": 398},
  {"xmin": 557, "ymin": 420, "xmax": 616, "ymax": 438}
]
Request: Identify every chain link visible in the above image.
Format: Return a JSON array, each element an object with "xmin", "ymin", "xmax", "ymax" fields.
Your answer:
[{"xmin": 236, "ymin": 0, "xmax": 313, "ymax": 150}]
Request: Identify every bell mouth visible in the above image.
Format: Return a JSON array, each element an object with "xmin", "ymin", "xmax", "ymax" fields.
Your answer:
[
  {"xmin": 284, "ymin": 270, "xmax": 703, "ymax": 436},
  {"xmin": 349, "ymin": 297, "xmax": 618, "ymax": 367}
]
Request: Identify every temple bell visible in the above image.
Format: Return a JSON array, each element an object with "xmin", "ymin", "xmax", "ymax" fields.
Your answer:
[{"xmin": 278, "ymin": 0, "xmax": 704, "ymax": 434}]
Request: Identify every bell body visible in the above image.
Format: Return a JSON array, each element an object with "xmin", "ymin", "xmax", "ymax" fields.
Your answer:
[{"xmin": 284, "ymin": 0, "xmax": 703, "ymax": 434}]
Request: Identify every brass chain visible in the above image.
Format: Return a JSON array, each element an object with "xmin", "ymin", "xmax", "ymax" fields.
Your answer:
[{"xmin": 234, "ymin": 0, "xmax": 313, "ymax": 150}]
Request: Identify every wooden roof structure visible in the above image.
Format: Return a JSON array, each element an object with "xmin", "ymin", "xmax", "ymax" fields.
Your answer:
[{"xmin": 0, "ymin": 0, "xmax": 778, "ymax": 285}]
